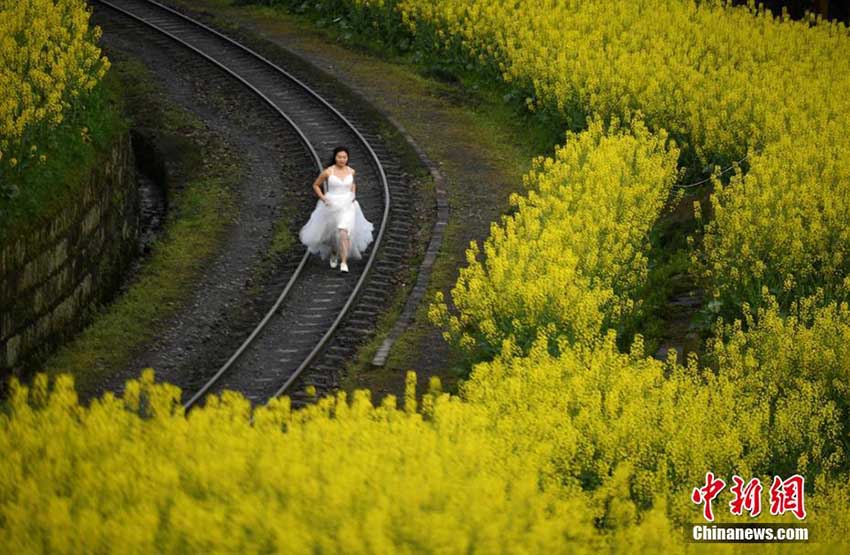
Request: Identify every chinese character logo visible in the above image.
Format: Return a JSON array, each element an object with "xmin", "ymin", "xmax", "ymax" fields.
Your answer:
[
  {"xmin": 729, "ymin": 475, "xmax": 763, "ymax": 517},
  {"xmin": 692, "ymin": 471, "xmax": 726, "ymax": 522},
  {"xmin": 692, "ymin": 472, "xmax": 806, "ymax": 521},
  {"xmin": 769, "ymin": 474, "xmax": 806, "ymax": 520}
]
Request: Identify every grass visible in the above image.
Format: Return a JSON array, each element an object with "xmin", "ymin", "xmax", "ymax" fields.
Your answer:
[
  {"xmin": 628, "ymin": 182, "xmax": 716, "ymax": 361},
  {"xmin": 269, "ymin": 209, "xmax": 295, "ymax": 255},
  {"xmin": 252, "ymin": 202, "xmax": 298, "ymax": 287},
  {"xmin": 39, "ymin": 52, "xmax": 242, "ymax": 395}
]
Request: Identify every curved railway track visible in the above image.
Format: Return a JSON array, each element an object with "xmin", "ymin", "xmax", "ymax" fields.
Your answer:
[{"xmin": 94, "ymin": 0, "xmax": 416, "ymax": 409}]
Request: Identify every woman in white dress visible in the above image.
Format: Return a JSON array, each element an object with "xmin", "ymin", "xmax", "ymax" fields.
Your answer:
[{"xmin": 298, "ymin": 146, "xmax": 374, "ymax": 272}]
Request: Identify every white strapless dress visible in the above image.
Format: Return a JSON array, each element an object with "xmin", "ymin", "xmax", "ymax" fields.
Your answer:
[{"xmin": 298, "ymin": 173, "xmax": 375, "ymax": 261}]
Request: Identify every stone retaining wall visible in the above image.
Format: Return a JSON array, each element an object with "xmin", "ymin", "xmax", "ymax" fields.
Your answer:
[{"xmin": 0, "ymin": 131, "xmax": 139, "ymax": 378}]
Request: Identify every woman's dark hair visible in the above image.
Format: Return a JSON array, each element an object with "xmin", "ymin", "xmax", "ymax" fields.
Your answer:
[{"xmin": 328, "ymin": 146, "xmax": 350, "ymax": 168}]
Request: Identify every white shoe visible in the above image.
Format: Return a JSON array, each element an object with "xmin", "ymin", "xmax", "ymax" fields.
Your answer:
[
  {"xmin": 329, "ymin": 253, "xmax": 338, "ymax": 268},
  {"xmin": 340, "ymin": 262, "xmax": 349, "ymax": 273}
]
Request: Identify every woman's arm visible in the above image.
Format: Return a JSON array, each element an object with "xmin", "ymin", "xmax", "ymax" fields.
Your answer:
[
  {"xmin": 350, "ymin": 168, "xmax": 357, "ymax": 202},
  {"xmin": 313, "ymin": 169, "xmax": 330, "ymax": 203}
]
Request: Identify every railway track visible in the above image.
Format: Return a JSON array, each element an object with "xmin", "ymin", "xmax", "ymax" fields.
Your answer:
[{"xmin": 93, "ymin": 0, "xmax": 417, "ymax": 409}]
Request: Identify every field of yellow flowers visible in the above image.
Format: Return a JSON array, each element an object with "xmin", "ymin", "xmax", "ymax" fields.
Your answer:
[
  {"xmin": 3, "ymin": 0, "xmax": 850, "ymax": 552},
  {"xmin": 358, "ymin": 0, "xmax": 850, "ymax": 327},
  {"xmin": 429, "ymin": 114, "xmax": 681, "ymax": 360}
]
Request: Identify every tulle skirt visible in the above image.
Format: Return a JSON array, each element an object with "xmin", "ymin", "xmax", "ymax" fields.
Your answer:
[{"xmin": 298, "ymin": 190, "xmax": 375, "ymax": 261}]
